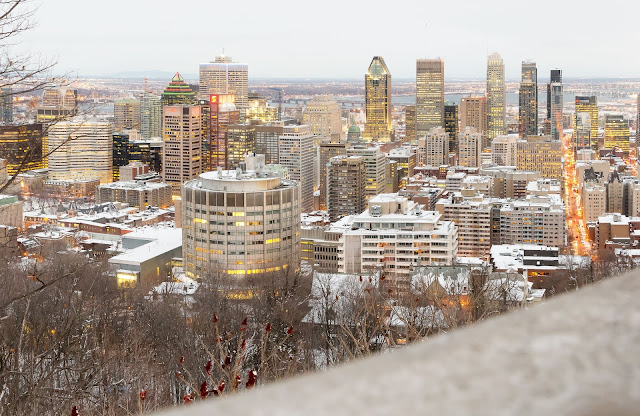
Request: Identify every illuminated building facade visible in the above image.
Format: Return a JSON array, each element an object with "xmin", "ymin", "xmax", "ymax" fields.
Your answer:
[
  {"xmin": 327, "ymin": 155, "xmax": 366, "ymax": 222},
  {"xmin": 254, "ymin": 121, "xmax": 284, "ymax": 164},
  {"xmin": 457, "ymin": 127, "xmax": 482, "ymax": 168},
  {"xmin": 128, "ymin": 139, "xmax": 163, "ymax": 173},
  {"xmin": 226, "ymin": 124, "xmax": 256, "ymax": 170},
  {"xmin": 0, "ymin": 124, "xmax": 44, "ymax": 175},
  {"xmin": 199, "ymin": 55, "xmax": 249, "ymax": 113},
  {"xmin": 416, "ymin": 59, "xmax": 445, "ymax": 137},
  {"xmin": 182, "ymin": 154, "xmax": 301, "ymax": 279},
  {"xmin": 444, "ymin": 102, "xmax": 458, "ymax": 153},
  {"xmin": 574, "ymin": 96, "xmax": 598, "ymax": 154},
  {"xmin": 302, "ymin": 95, "xmax": 343, "ymax": 140},
  {"xmin": 519, "ymin": 61, "xmax": 538, "ymax": 137},
  {"xmin": 405, "ymin": 105, "xmax": 416, "ymax": 142},
  {"xmin": 0, "ymin": 87, "xmax": 12, "ymax": 123},
  {"xmin": 112, "ymin": 133, "xmax": 129, "ymax": 181},
  {"xmin": 114, "ymin": 98, "xmax": 141, "ymax": 131},
  {"xmin": 486, "ymin": 53, "xmax": 506, "ymax": 141},
  {"xmin": 363, "ymin": 56, "xmax": 392, "ymax": 142},
  {"xmin": 460, "ymin": 96, "xmax": 487, "ymax": 136},
  {"xmin": 161, "ymin": 105, "xmax": 202, "ymax": 194},
  {"xmin": 516, "ymin": 136, "xmax": 563, "ymax": 181},
  {"xmin": 48, "ymin": 118, "xmax": 113, "ymax": 184},
  {"xmin": 161, "ymin": 73, "xmax": 197, "ymax": 107},
  {"xmin": 246, "ymin": 94, "xmax": 278, "ymax": 122},
  {"xmin": 548, "ymin": 69, "xmax": 563, "ymax": 141},
  {"xmin": 208, "ymin": 94, "xmax": 240, "ymax": 170},
  {"xmin": 604, "ymin": 114, "xmax": 630, "ymax": 155}
]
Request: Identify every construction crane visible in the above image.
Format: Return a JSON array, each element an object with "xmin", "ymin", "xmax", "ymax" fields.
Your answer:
[{"xmin": 268, "ymin": 87, "xmax": 284, "ymax": 120}]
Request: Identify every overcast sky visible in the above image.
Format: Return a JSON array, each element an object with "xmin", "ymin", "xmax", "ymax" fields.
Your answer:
[{"xmin": 17, "ymin": 0, "xmax": 640, "ymax": 80}]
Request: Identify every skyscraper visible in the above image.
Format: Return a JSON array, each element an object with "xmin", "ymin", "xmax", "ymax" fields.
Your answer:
[
  {"xmin": 422, "ymin": 127, "xmax": 449, "ymax": 167},
  {"xmin": 199, "ymin": 55, "xmax": 249, "ymax": 114},
  {"xmin": 0, "ymin": 124, "xmax": 44, "ymax": 175},
  {"xmin": 416, "ymin": 59, "xmax": 445, "ymax": 138},
  {"xmin": 604, "ymin": 114, "xmax": 630, "ymax": 155},
  {"xmin": 226, "ymin": 124, "xmax": 256, "ymax": 170},
  {"xmin": 486, "ymin": 53, "xmax": 506, "ymax": 141},
  {"xmin": 457, "ymin": 127, "xmax": 482, "ymax": 168},
  {"xmin": 208, "ymin": 94, "xmax": 240, "ymax": 170},
  {"xmin": 404, "ymin": 105, "xmax": 416, "ymax": 142},
  {"xmin": 519, "ymin": 61, "xmax": 538, "ymax": 137},
  {"xmin": 161, "ymin": 73, "xmax": 197, "ymax": 107},
  {"xmin": 319, "ymin": 141, "xmax": 349, "ymax": 210},
  {"xmin": 574, "ymin": 96, "xmax": 598, "ymax": 154},
  {"xmin": 140, "ymin": 92, "xmax": 162, "ymax": 139},
  {"xmin": 346, "ymin": 144, "xmax": 386, "ymax": 200},
  {"xmin": 548, "ymin": 69, "xmax": 563, "ymax": 141},
  {"xmin": 444, "ymin": 102, "xmax": 458, "ymax": 153},
  {"xmin": 48, "ymin": 118, "xmax": 113, "ymax": 184},
  {"xmin": 460, "ymin": 96, "xmax": 487, "ymax": 134},
  {"xmin": 114, "ymin": 98, "xmax": 141, "ymax": 132},
  {"xmin": 302, "ymin": 95, "xmax": 343, "ymax": 140},
  {"xmin": 161, "ymin": 105, "xmax": 202, "ymax": 194},
  {"xmin": 363, "ymin": 56, "xmax": 392, "ymax": 142},
  {"xmin": 278, "ymin": 125, "xmax": 314, "ymax": 212},
  {"xmin": 326, "ymin": 156, "xmax": 366, "ymax": 222}
]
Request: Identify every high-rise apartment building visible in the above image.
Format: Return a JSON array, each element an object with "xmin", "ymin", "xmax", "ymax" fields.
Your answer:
[
  {"xmin": 129, "ymin": 139, "xmax": 163, "ymax": 173},
  {"xmin": 207, "ymin": 94, "xmax": 240, "ymax": 170},
  {"xmin": 436, "ymin": 191, "xmax": 492, "ymax": 258},
  {"xmin": 457, "ymin": 127, "xmax": 482, "ymax": 168},
  {"xmin": 182, "ymin": 154, "xmax": 301, "ymax": 279},
  {"xmin": 574, "ymin": 96, "xmax": 598, "ymax": 154},
  {"xmin": 112, "ymin": 133, "xmax": 130, "ymax": 181},
  {"xmin": 486, "ymin": 53, "xmax": 506, "ymax": 141},
  {"xmin": 199, "ymin": 55, "xmax": 249, "ymax": 113},
  {"xmin": 444, "ymin": 102, "xmax": 458, "ymax": 153},
  {"xmin": 0, "ymin": 124, "xmax": 44, "ymax": 175},
  {"xmin": 161, "ymin": 73, "xmax": 197, "ymax": 107},
  {"xmin": 254, "ymin": 121, "xmax": 285, "ymax": 164},
  {"xmin": 161, "ymin": 105, "xmax": 202, "ymax": 194},
  {"xmin": 303, "ymin": 95, "xmax": 343, "ymax": 140},
  {"xmin": 363, "ymin": 56, "xmax": 392, "ymax": 142},
  {"xmin": 604, "ymin": 114, "xmax": 630, "ymax": 155},
  {"xmin": 422, "ymin": 127, "xmax": 449, "ymax": 167},
  {"xmin": 404, "ymin": 105, "xmax": 416, "ymax": 142},
  {"xmin": 140, "ymin": 92, "xmax": 162, "ymax": 138},
  {"xmin": 327, "ymin": 155, "xmax": 366, "ymax": 222},
  {"xmin": 460, "ymin": 96, "xmax": 487, "ymax": 136},
  {"xmin": 319, "ymin": 141, "xmax": 349, "ymax": 210},
  {"xmin": 48, "ymin": 118, "xmax": 113, "ymax": 184},
  {"xmin": 346, "ymin": 144, "xmax": 386, "ymax": 200},
  {"xmin": 36, "ymin": 87, "xmax": 78, "ymax": 168},
  {"xmin": 278, "ymin": 125, "xmax": 314, "ymax": 212},
  {"xmin": 519, "ymin": 61, "xmax": 538, "ymax": 137},
  {"xmin": 516, "ymin": 136, "xmax": 563, "ymax": 181},
  {"xmin": 490, "ymin": 135, "xmax": 518, "ymax": 166},
  {"xmin": 226, "ymin": 124, "xmax": 256, "ymax": 170},
  {"xmin": 548, "ymin": 69, "xmax": 563, "ymax": 141},
  {"xmin": 114, "ymin": 98, "xmax": 141, "ymax": 132},
  {"xmin": 0, "ymin": 87, "xmax": 13, "ymax": 123},
  {"xmin": 416, "ymin": 59, "xmax": 445, "ymax": 138}
]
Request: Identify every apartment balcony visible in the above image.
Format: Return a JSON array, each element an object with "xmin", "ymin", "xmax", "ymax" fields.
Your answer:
[{"xmin": 156, "ymin": 270, "xmax": 640, "ymax": 416}]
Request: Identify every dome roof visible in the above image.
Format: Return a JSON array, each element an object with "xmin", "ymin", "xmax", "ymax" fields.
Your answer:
[
  {"xmin": 219, "ymin": 102, "xmax": 237, "ymax": 112},
  {"xmin": 348, "ymin": 123, "xmax": 361, "ymax": 133}
]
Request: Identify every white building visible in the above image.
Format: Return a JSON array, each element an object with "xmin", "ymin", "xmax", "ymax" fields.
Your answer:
[
  {"xmin": 303, "ymin": 95, "xmax": 343, "ymax": 140},
  {"xmin": 499, "ymin": 194, "xmax": 566, "ymax": 248},
  {"xmin": 182, "ymin": 154, "xmax": 301, "ymax": 279},
  {"xmin": 199, "ymin": 55, "xmax": 249, "ymax": 112},
  {"xmin": 421, "ymin": 127, "xmax": 449, "ymax": 167},
  {"xmin": 278, "ymin": 125, "xmax": 314, "ymax": 212},
  {"xmin": 97, "ymin": 180, "xmax": 173, "ymax": 210},
  {"xmin": 346, "ymin": 144, "xmax": 387, "ymax": 200},
  {"xmin": 337, "ymin": 194, "xmax": 458, "ymax": 283},
  {"xmin": 48, "ymin": 117, "xmax": 113, "ymax": 184},
  {"xmin": 490, "ymin": 135, "xmax": 518, "ymax": 166},
  {"xmin": 458, "ymin": 127, "xmax": 482, "ymax": 167},
  {"xmin": 582, "ymin": 184, "xmax": 606, "ymax": 222}
]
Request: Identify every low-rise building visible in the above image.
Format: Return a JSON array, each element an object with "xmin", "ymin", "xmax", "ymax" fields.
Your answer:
[{"xmin": 97, "ymin": 180, "xmax": 173, "ymax": 210}]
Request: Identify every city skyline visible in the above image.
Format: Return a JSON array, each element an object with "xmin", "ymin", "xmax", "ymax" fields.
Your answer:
[{"xmin": 17, "ymin": 0, "xmax": 640, "ymax": 80}]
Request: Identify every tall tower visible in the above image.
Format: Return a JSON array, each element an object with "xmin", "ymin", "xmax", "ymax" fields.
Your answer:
[
  {"xmin": 114, "ymin": 98, "xmax": 141, "ymax": 132},
  {"xmin": 416, "ymin": 59, "xmax": 445, "ymax": 138},
  {"xmin": 604, "ymin": 114, "xmax": 630, "ymax": 155},
  {"xmin": 574, "ymin": 96, "xmax": 598, "ymax": 154},
  {"xmin": 519, "ymin": 61, "xmax": 538, "ymax": 137},
  {"xmin": 161, "ymin": 73, "xmax": 197, "ymax": 107},
  {"xmin": 278, "ymin": 125, "xmax": 314, "ymax": 212},
  {"xmin": 208, "ymin": 94, "xmax": 240, "ymax": 170},
  {"xmin": 404, "ymin": 105, "xmax": 416, "ymax": 142},
  {"xmin": 363, "ymin": 56, "xmax": 392, "ymax": 142},
  {"xmin": 161, "ymin": 105, "xmax": 202, "ymax": 195},
  {"xmin": 460, "ymin": 96, "xmax": 487, "ymax": 134},
  {"xmin": 199, "ymin": 55, "xmax": 249, "ymax": 115},
  {"xmin": 327, "ymin": 155, "xmax": 366, "ymax": 222},
  {"xmin": 486, "ymin": 53, "xmax": 506, "ymax": 141},
  {"xmin": 444, "ymin": 102, "xmax": 458, "ymax": 153},
  {"xmin": 302, "ymin": 95, "xmax": 343, "ymax": 140},
  {"xmin": 140, "ymin": 92, "xmax": 162, "ymax": 139},
  {"xmin": 548, "ymin": 69, "xmax": 563, "ymax": 141}
]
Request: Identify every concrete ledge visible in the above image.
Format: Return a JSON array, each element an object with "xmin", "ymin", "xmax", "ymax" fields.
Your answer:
[{"xmin": 157, "ymin": 270, "xmax": 640, "ymax": 416}]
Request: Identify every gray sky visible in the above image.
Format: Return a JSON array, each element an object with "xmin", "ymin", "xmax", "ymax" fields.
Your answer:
[{"xmin": 18, "ymin": 0, "xmax": 640, "ymax": 80}]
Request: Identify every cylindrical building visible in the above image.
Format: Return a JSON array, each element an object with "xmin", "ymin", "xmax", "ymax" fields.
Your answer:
[{"xmin": 182, "ymin": 156, "xmax": 301, "ymax": 279}]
